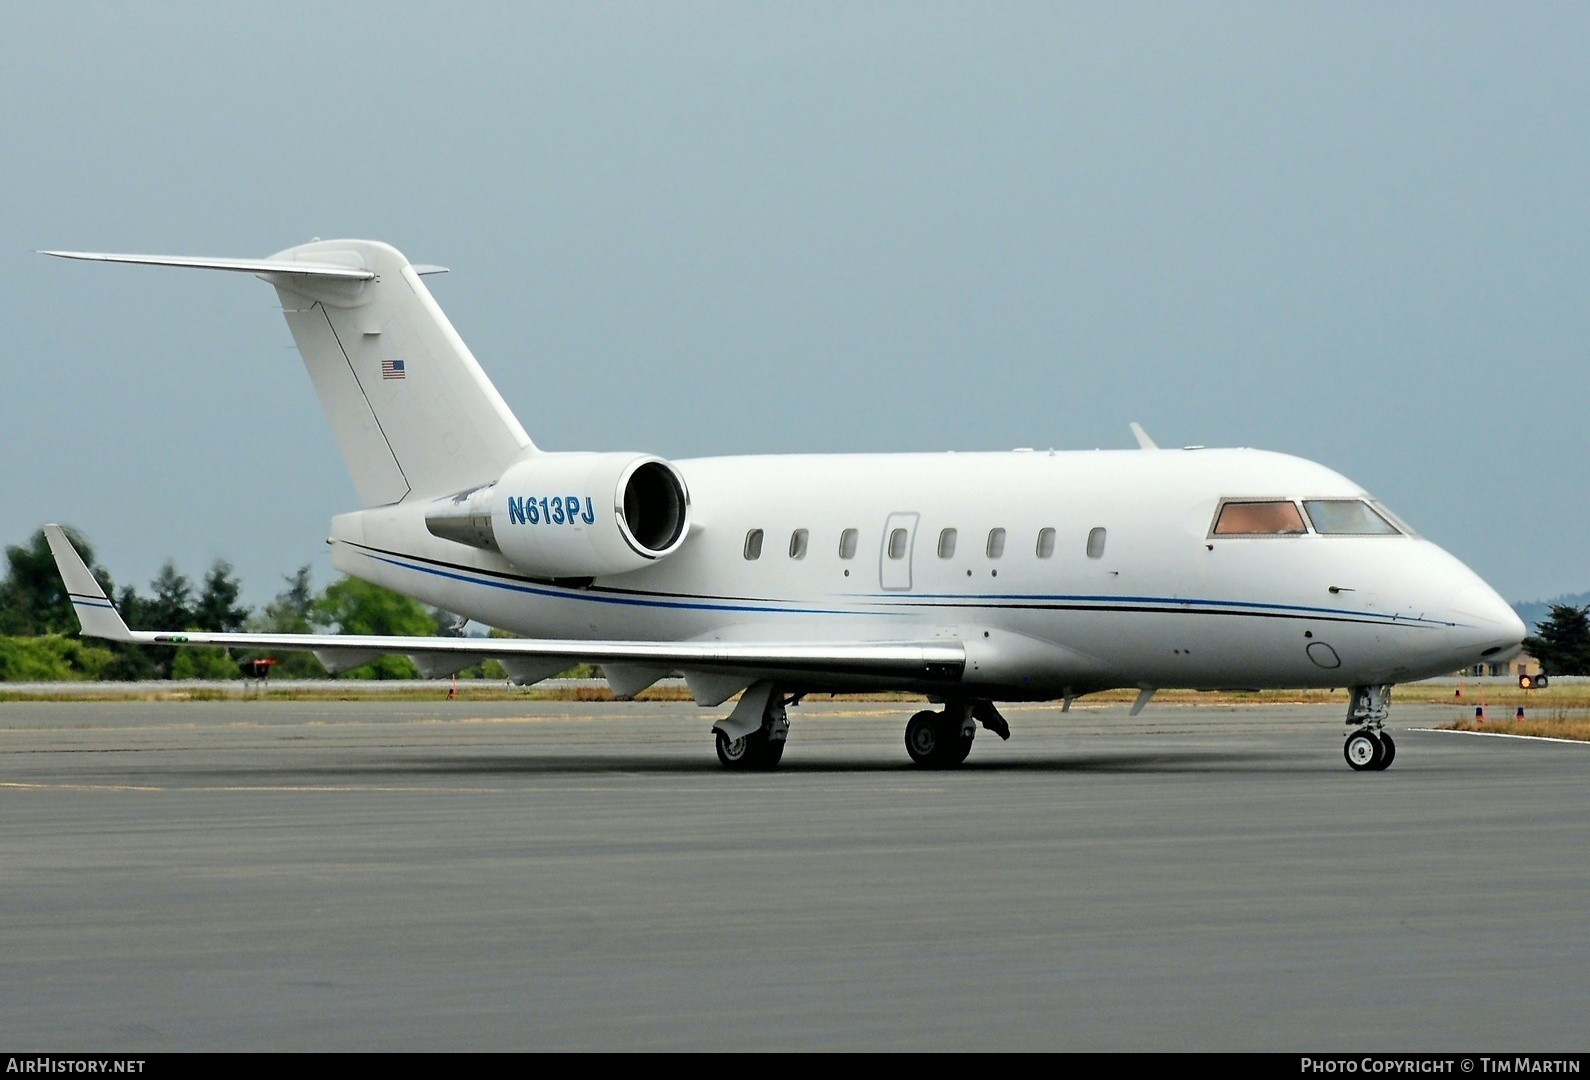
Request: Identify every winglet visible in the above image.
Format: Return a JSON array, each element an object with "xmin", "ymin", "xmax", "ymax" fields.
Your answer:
[
  {"xmin": 1129, "ymin": 422, "xmax": 1159, "ymax": 450},
  {"xmin": 42, "ymin": 525, "xmax": 133, "ymax": 641}
]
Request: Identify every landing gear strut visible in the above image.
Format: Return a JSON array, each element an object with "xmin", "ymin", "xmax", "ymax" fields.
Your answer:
[{"xmin": 1343, "ymin": 684, "xmax": 1396, "ymax": 772}]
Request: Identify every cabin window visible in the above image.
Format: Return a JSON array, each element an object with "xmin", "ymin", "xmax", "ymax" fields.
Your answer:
[
  {"xmin": 1087, "ymin": 527, "xmax": 1107, "ymax": 559},
  {"xmin": 1303, "ymin": 500, "xmax": 1400, "ymax": 536},
  {"xmin": 888, "ymin": 528, "xmax": 908, "ymax": 559},
  {"xmin": 986, "ymin": 528, "xmax": 1006, "ymax": 558},
  {"xmin": 1036, "ymin": 528, "xmax": 1056, "ymax": 558},
  {"xmin": 789, "ymin": 528, "xmax": 809, "ymax": 559},
  {"xmin": 838, "ymin": 528, "xmax": 859, "ymax": 559},
  {"xmin": 744, "ymin": 529, "xmax": 764, "ymax": 560},
  {"xmin": 937, "ymin": 528, "xmax": 957, "ymax": 558},
  {"xmin": 1211, "ymin": 500, "xmax": 1307, "ymax": 536}
]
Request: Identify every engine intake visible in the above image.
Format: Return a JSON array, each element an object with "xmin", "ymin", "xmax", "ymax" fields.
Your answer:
[{"xmin": 425, "ymin": 452, "xmax": 690, "ymax": 578}]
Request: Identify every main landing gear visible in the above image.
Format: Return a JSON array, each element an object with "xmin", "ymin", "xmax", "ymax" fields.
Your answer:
[
  {"xmin": 710, "ymin": 688, "xmax": 1014, "ymax": 770},
  {"xmin": 713, "ymin": 682, "xmax": 791, "ymax": 770},
  {"xmin": 904, "ymin": 701, "xmax": 1010, "ymax": 768},
  {"xmin": 1343, "ymin": 684, "xmax": 1396, "ymax": 772},
  {"xmin": 715, "ymin": 721, "xmax": 786, "ymax": 769}
]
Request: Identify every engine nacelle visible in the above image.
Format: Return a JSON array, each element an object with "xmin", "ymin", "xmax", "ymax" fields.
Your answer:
[{"xmin": 425, "ymin": 452, "xmax": 690, "ymax": 578}]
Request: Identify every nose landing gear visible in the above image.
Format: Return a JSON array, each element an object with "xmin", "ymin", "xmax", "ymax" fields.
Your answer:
[{"xmin": 1344, "ymin": 684, "xmax": 1396, "ymax": 771}]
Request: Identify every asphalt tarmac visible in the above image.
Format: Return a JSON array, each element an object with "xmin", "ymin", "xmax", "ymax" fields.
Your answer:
[{"xmin": 2, "ymin": 698, "xmax": 1586, "ymax": 1051}]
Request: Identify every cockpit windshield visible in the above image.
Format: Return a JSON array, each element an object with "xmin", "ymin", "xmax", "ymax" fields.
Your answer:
[
  {"xmin": 1211, "ymin": 500, "xmax": 1307, "ymax": 536},
  {"xmin": 1210, "ymin": 498, "xmax": 1408, "ymax": 538},
  {"xmin": 1303, "ymin": 499, "xmax": 1400, "ymax": 536}
]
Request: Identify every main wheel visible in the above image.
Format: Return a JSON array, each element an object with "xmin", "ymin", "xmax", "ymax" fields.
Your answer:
[
  {"xmin": 905, "ymin": 710, "xmax": 942, "ymax": 765},
  {"xmin": 761, "ymin": 737, "xmax": 786, "ymax": 768},
  {"xmin": 1535, "ymin": 673, "xmax": 1549, "ymax": 689},
  {"xmin": 716, "ymin": 729, "xmax": 781, "ymax": 770},
  {"xmin": 1344, "ymin": 729, "xmax": 1382, "ymax": 771},
  {"xmin": 905, "ymin": 710, "xmax": 973, "ymax": 767},
  {"xmin": 716, "ymin": 728, "xmax": 754, "ymax": 767},
  {"xmin": 1375, "ymin": 732, "xmax": 1395, "ymax": 770}
]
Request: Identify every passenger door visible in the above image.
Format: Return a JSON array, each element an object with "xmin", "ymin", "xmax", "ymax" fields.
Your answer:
[{"xmin": 879, "ymin": 512, "xmax": 919, "ymax": 591}]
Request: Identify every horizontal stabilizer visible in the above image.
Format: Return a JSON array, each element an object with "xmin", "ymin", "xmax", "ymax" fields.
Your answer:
[
  {"xmin": 39, "ymin": 250, "xmax": 375, "ymax": 280},
  {"xmin": 45, "ymin": 238, "xmax": 533, "ymax": 509}
]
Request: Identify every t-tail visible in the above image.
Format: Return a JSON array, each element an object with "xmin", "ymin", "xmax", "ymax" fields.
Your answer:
[
  {"xmin": 41, "ymin": 241, "xmax": 535, "ymax": 506},
  {"xmin": 41, "ymin": 241, "xmax": 695, "ymax": 615}
]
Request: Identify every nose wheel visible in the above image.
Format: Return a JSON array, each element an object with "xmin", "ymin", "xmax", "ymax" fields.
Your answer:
[{"xmin": 1344, "ymin": 728, "xmax": 1396, "ymax": 771}]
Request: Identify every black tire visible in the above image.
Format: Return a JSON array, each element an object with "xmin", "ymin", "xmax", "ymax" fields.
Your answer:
[
  {"xmin": 905, "ymin": 710, "xmax": 973, "ymax": 767},
  {"xmin": 947, "ymin": 728, "xmax": 974, "ymax": 764},
  {"xmin": 716, "ymin": 728, "xmax": 752, "ymax": 768},
  {"xmin": 1376, "ymin": 733, "xmax": 1396, "ymax": 770},
  {"xmin": 1535, "ymin": 673, "xmax": 1549, "ymax": 689},
  {"xmin": 761, "ymin": 738, "xmax": 786, "ymax": 768},
  {"xmin": 715, "ymin": 728, "xmax": 785, "ymax": 770},
  {"xmin": 905, "ymin": 710, "xmax": 941, "ymax": 766},
  {"xmin": 1344, "ymin": 730, "xmax": 1381, "ymax": 771}
]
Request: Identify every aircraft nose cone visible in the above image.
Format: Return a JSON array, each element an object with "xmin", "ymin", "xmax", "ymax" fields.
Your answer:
[{"xmin": 1449, "ymin": 582, "xmax": 1527, "ymax": 655}]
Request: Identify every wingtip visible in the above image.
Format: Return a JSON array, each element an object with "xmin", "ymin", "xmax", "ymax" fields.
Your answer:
[{"xmin": 41, "ymin": 524, "xmax": 133, "ymax": 642}]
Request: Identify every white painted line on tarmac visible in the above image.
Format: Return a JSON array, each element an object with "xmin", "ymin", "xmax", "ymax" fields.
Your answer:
[{"xmin": 1409, "ymin": 728, "xmax": 1590, "ymax": 746}]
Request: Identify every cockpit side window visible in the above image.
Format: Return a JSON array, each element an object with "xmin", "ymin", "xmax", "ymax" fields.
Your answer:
[
  {"xmin": 1303, "ymin": 500, "xmax": 1401, "ymax": 536},
  {"xmin": 1211, "ymin": 500, "xmax": 1307, "ymax": 536}
]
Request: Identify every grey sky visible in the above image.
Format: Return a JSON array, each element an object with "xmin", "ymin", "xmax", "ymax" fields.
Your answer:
[{"xmin": 2, "ymin": 3, "xmax": 1585, "ymax": 606}]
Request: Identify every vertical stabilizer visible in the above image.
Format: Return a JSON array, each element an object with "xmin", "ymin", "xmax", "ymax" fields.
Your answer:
[{"xmin": 265, "ymin": 240, "xmax": 533, "ymax": 506}]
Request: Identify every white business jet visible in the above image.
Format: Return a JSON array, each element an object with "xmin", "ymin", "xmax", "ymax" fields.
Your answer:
[{"xmin": 40, "ymin": 241, "xmax": 1524, "ymax": 771}]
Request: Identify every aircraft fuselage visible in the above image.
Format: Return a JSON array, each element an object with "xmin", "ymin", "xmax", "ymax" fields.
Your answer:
[{"xmin": 333, "ymin": 446, "xmax": 1524, "ymax": 699}]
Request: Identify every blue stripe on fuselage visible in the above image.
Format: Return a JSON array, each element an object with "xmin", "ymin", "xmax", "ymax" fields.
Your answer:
[{"xmin": 357, "ymin": 547, "xmax": 1456, "ymax": 628}]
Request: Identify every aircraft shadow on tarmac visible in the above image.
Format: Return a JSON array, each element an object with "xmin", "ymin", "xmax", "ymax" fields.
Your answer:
[{"xmin": 136, "ymin": 748, "xmax": 1325, "ymax": 781}]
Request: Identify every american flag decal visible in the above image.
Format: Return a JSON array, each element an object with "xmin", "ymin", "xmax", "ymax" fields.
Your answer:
[{"xmin": 381, "ymin": 359, "xmax": 406, "ymax": 380}]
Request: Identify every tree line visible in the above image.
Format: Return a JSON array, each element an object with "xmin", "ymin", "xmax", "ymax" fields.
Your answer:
[
  {"xmin": 1524, "ymin": 605, "xmax": 1590, "ymax": 677},
  {"xmin": 0, "ymin": 527, "xmax": 494, "ymax": 682}
]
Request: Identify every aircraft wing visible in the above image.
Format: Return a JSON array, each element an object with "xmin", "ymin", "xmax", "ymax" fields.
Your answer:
[{"xmin": 43, "ymin": 526, "xmax": 964, "ymax": 701}]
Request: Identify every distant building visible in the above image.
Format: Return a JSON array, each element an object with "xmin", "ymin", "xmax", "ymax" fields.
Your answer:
[{"xmin": 1467, "ymin": 651, "xmax": 1541, "ymax": 679}]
